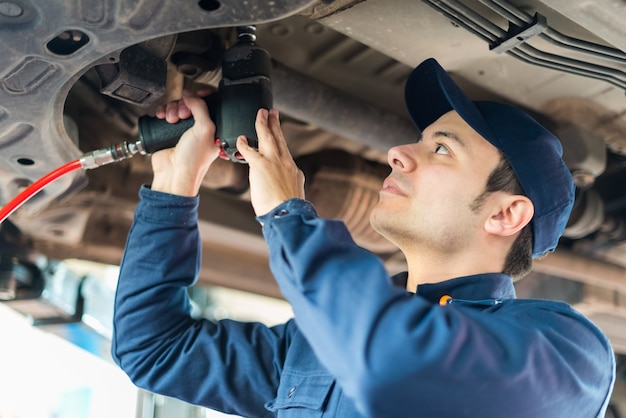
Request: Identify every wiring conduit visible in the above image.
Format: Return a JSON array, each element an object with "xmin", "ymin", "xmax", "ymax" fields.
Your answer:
[{"xmin": 423, "ymin": 0, "xmax": 626, "ymax": 90}]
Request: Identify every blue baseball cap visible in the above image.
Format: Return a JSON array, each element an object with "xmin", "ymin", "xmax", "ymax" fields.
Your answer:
[{"xmin": 404, "ymin": 58, "xmax": 575, "ymax": 258}]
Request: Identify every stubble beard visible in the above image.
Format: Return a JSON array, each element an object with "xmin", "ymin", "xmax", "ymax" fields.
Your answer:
[{"xmin": 370, "ymin": 198, "xmax": 482, "ymax": 257}]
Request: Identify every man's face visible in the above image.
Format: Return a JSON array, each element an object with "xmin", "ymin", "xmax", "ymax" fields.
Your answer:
[{"xmin": 370, "ymin": 110, "xmax": 502, "ymax": 254}]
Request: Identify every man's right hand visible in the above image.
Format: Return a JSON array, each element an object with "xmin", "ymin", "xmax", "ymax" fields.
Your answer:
[{"xmin": 151, "ymin": 89, "xmax": 219, "ymax": 197}]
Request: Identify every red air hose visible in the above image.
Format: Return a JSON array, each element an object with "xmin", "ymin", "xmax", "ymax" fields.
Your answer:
[{"xmin": 0, "ymin": 159, "xmax": 82, "ymax": 224}]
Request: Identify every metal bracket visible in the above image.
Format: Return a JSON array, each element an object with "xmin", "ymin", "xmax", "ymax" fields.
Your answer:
[{"xmin": 489, "ymin": 12, "xmax": 548, "ymax": 53}]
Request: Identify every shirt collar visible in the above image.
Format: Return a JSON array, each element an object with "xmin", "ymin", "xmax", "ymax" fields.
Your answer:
[{"xmin": 391, "ymin": 272, "xmax": 516, "ymax": 303}]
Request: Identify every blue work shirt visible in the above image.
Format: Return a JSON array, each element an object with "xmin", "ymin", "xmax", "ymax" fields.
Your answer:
[{"xmin": 112, "ymin": 186, "xmax": 615, "ymax": 417}]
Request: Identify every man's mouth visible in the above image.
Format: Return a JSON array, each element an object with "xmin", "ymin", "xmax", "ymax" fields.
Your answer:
[{"xmin": 381, "ymin": 178, "xmax": 406, "ymax": 196}]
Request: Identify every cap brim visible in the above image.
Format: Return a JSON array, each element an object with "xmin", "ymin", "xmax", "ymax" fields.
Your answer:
[{"xmin": 404, "ymin": 58, "xmax": 501, "ymax": 151}]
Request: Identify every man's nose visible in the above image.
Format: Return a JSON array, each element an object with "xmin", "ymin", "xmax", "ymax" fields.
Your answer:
[{"xmin": 387, "ymin": 144, "xmax": 416, "ymax": 171}]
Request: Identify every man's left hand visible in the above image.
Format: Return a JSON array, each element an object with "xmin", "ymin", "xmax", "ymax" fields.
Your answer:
[{"xmin": 236, "ymin": 108, "xmax": 305, "ymax": 217}]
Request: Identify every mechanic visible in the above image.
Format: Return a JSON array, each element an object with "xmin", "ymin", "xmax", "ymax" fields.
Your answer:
[{"xmin": 112, "ymin": 58, "xmax": 615, "ymax": 417}]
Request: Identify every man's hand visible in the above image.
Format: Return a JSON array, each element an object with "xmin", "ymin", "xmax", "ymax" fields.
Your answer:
[
  {"xmin": 151, "ymin": 89, "xmax": 219, "ymax": 197},
  {"xmin": 236, "ymin": 109, "xmax": 305, "ymax": 216}
]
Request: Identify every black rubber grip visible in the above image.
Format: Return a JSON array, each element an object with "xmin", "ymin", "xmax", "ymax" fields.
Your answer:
[{"xmin": 137, "ymin": 115, "xmax": 195, "ymax": 154}]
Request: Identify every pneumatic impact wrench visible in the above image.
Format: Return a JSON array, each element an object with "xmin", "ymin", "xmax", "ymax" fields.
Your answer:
[
  {"xmin": 80, "ymin": 26, "xmax": 272, "ymax": 169},
  {"xmin": 114, "ymin": 26, "xmax": 272, "ymax": 166}
]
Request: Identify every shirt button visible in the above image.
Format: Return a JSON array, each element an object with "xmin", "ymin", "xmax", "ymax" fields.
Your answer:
[
  {"xmin": 439, "ymin": 295, "xmax": 453, "ymax": 306},
  {"xmin": 287, "ymin": 386, "xmax": 296, "ymax": 398}
]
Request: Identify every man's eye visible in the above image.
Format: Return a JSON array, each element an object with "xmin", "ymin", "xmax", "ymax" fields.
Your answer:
[{"xmin": 435, "ymin": 144, "xmax": 449, "ymax": 155}]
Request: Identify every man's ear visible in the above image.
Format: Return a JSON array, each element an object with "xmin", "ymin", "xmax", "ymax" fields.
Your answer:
[{"xmin": 484, "ymin": 194, "xmax": 534, "ymax": 238}]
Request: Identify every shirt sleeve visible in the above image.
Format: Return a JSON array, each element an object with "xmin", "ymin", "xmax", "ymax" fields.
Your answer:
[
  {"xmin": 112, "ymin": 186, "xmax": 291, "ymax": 418},
  {"xmin": 259, "ymin": 198, "xmax": 615, "ymax": 418}
]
